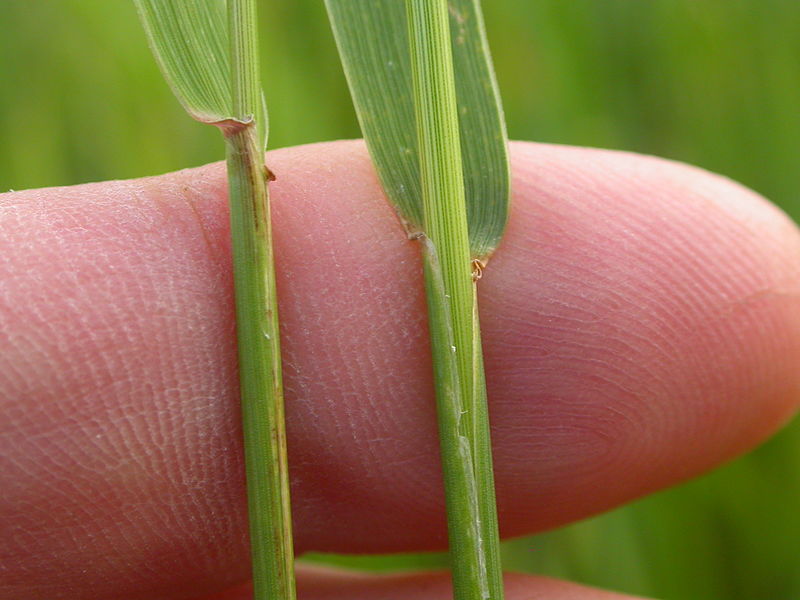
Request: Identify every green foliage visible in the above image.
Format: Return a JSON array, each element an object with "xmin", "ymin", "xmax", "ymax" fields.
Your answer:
[
  {"xmin": 1, "ymin": 2, "xmax": 799, "ymax": 599},
  {"xmin": 133, "ymin": 0, "xmax": 268, "ymax": 148},
  {"xmin": 133, "ymin": 0, "xmax": 231, "ymax": 123},
  {"xmin": 326, "ymin": 0, "xmax": 508, "ymax": 259},
  {"xmin": 327, "ymin": 2, "xmax": 508, "ymax": 595}
]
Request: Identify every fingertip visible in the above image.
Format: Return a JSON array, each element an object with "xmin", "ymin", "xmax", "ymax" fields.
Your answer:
[{"xmin": 482, "ymin": 142, "xmax": 800, "ymax": 532}]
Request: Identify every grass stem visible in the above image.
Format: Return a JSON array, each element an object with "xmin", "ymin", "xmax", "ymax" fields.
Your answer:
[
  {"xmin": 406, "ymin": 0, "xmax": 503, "ymax": 598},
  {"xmin": 225, "ymin": 1, "xmax": 295, "ymax": 598}
]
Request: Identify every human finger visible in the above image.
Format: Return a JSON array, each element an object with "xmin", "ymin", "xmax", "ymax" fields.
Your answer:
[
  {"xmin": 1, "ymin": 141, "xmax": 798, "ymax": 600},
  {"xmin": 199, "ymin": 565, "xmax": 649, "ymax": 600}
]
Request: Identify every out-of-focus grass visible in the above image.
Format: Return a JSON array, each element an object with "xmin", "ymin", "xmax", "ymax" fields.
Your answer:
[{"xmin": 1, "ymin": 1, "xmax": 797, "ymax": 598}]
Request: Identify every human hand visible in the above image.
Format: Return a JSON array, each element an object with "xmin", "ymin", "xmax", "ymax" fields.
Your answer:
[{"xmin": 2, "ymin": 141, "xmax": 799, "ymax": 599}]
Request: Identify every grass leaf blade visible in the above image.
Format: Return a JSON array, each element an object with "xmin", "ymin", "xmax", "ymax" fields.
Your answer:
[
  {"xmin": 324, "ymin": 0, "xmax": 509, "ymax": 259},
  {"xmin": 450, "ymin": 0, "xmax": 510, "ymax": 258},
  {"xmin": 134, "ymin": 0, "xmax": 268, "ymax": 149},
  {"xmin": 133, "ymin": 0, "xmax": 231, "ymax": 123}
]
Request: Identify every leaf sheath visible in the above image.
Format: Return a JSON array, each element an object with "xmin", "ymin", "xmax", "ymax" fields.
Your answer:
[
  {"xmin": 408, "ymin": 1, "xmax": 503, "ymax": 598},
  {"xmin": 135, "ymin": 1, "xmax": 296, "ymax": 597},
  {"xmin": 226, "ymin": 2, "xmax": 295, "ymax": 599},
  {"xmin": 224, "ymin": 123, "xmax": 295, "ymax": 600}
]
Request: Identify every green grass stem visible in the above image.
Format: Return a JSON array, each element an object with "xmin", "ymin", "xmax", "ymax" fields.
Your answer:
[
  {"xmin": 225, "ymin": 1, "xmax": 295, "ymax": 598},
  {"xmin": 406, "ymin": 1, "xmax": 503, "ymax": 598}
]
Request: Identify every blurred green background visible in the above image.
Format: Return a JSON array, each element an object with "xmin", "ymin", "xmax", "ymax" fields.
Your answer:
[{"xmin": 1, "ymin": 1, "xmax": 798, "ymax": 598}]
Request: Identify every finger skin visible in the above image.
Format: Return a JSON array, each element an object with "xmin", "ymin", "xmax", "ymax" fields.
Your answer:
[
  {"xmin": 1, "ymin": 140, "xmax": 798, "ymax": 600},
  {"xmin": 201, "ymin": 567, "xmax": 649, "ymax": 600},
  {"xmin": 293, "ymin": 569, "xmax": 648, "ymax": 600}
]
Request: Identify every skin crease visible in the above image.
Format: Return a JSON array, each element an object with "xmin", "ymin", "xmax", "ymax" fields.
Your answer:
[{"xmin": 0, "ymin": 140, "xmax": 799, "ymax": 600}]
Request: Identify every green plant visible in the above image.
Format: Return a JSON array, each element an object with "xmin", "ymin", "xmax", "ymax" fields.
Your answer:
[
  {"xmin": 133, "ymin": 2, "xmax": 294, "ymax": 599},
  {"xmin": 3, "ymin": 3, "xmax": 800, "ymax": 599},
  {"xmin": 325, "ymin": 1, "xmax": 509, "ymax": 597},
  {"xmin": 135, "ymin": 1, "xmax": 509, "ymax": 598}
]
